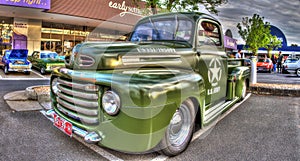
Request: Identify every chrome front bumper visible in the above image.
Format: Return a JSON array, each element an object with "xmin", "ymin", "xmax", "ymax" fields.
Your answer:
[
  {"xmin": 9, "ymin": 68, "xmax": 31, "ymax": 72},
  {"xmin": 41, "ymin": 109, "xmax": 102, "ymax": 144}
]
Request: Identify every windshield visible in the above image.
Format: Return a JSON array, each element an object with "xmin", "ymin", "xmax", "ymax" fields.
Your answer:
[
  {"xmin": 41, "ymin": 52, "xmax": 58, "ymax": 59},
  {"xmin": 285, "ymin": 59, "xmax": 299, "ymax": 63},
  {"xmin": 130, "ymin": 17, "xmax": 194, "ymax": 44}
]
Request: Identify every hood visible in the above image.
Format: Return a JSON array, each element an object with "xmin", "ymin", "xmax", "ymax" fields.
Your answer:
[
  {"xmin": 8, "ymin": 49, "xmax": 28, "ymax": 60},
  {"xmin": 69, "ymin": 41, "xmax": 196, "ymax": 70}
]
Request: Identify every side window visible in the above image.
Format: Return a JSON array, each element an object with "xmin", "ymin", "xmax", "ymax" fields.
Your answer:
[{"xmin": 197, "ymin": 20, "xmax": 221, "ymax": 47}]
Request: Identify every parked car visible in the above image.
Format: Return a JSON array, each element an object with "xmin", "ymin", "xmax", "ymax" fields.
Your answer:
[
  {"xmin": 244, "ymin": 58, "xmax": 251, "ymax": 66},
  {"xmin": 28, "ymin": 51, "xmax": 65, "ymax": 74},
  {"xmin": 1, "ymin": 49, "xmax": 32, "ymax": 75},
  {"xmin": 283, "ymin": 58, "xmax": 300, "ymax": 77},
  {"xmin": 257, "ymin": 58, "xmax": 273, "ymax": 73}
]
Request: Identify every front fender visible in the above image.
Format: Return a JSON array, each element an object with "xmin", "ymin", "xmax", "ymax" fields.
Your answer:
[{"xmin": 229, "ymin": 66, "xmax": 250, "ymax": 97}]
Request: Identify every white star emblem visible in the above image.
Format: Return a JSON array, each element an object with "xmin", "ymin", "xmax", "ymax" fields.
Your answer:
[{"xmin": 208, "ymin": 58, "xmax": 222, "ymax": 86}]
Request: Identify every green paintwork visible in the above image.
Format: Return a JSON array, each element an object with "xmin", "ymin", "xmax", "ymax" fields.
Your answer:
[{"xmin": 49, "ymin": 12, "xmax": 251, "ymax": 153}]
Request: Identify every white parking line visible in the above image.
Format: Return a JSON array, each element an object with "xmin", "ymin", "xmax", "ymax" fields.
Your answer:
[
  {"xmin": 32, "ymin": 70, "xmax": 48, "ymax": 78},
  {"xmin": 72, "ymin": 135, "xmax": 124, "ymax": 161},
  {"xmin": 151, "ymin": 93, "xmax": 252, "ymax": 161},
  {"xmin": 0, "ymin": 77, "xmax": 50, "ymax": 80},
  {"xmin": 150, "ymin": 155, "xmax": 169, "ymax": 161}
]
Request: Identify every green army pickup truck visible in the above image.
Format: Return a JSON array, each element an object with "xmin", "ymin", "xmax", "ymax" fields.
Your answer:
[{"xmin": 44, "ymin": 12, "xmax": 250, "ymax": 156}]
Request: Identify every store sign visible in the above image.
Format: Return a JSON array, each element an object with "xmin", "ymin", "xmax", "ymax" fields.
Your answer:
[
  {"xmin": 224, "ymin": 35, "xmax": 237, "ymax": 50},
  {"xmin": 108, "ymin": 0, "xmax": 142, "ymax": 17},
  {"xmin": 0, "ymin": 0, "xmax": 51, "ymax": 10}
]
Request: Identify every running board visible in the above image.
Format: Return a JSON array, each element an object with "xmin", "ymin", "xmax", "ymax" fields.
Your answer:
[{"xmin": 204, "ymin": 97, "xmax": 240, "ymax": 124}]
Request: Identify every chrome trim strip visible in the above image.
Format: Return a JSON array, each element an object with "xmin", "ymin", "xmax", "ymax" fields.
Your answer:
[
  {"xmin": 122, "ymin": 55, "xmax": 182, "ymax": 65},
  {"xmin": 57, "ymin": 98, "xmax": 98, "ymax": 116},
  {"xmin": 57, "ymin": 106, "xmax": 99, "ymax": 124},
  {"xmin": 84, "ymin": 132, "xmax": 102, "ymax": 143},
  {"xmin": 58, "ymin": 78, "xmax": 98, "ymax": 92},
  {"xmin": 78, "ymin": 55, "xmax": 95, "ymax": 67},
  {"xmin": 57, "ymin": 92, "xmax": 98, "ymax": 108},
  {"xmin": 58, "ymin": 84, "xmax": 98, "ymax": 100},
  {"xmin": 73, "ymin": 126, "xmax": 89, "ymax": 138}
]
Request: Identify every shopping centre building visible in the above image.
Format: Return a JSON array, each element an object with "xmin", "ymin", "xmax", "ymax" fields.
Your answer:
[{"xmin": 0, "ymin": 0, "xmax": 146, "ymax": 55}]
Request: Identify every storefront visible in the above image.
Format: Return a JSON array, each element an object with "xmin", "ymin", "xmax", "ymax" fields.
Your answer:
[
  {"xmin": 237, "ymin": 25, "xmax": 300, "ymax": 56},
  {"xmin": 0, "ymin": 0, "xmax": 146, "ymax": 55}
]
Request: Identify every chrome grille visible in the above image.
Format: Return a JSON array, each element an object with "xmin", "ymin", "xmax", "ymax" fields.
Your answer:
[
  {"xmin": 78, "ymin": 55, "xmax": 95, "ymax": 67},
  {"xmin": 56, "ymin": 77, "xmax": 100, "ymax": 125}
]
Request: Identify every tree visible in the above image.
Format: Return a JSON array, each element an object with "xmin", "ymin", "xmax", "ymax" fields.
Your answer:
[
  {"xmin": 266, "ymin": 35, "xmax": 282, "ymax": 57},
  {"xmin": 237, "ymin": 14, "xmax": 271, "ymax": 55},
  {"xmin": 133, "ymin": 0, "xmax": 228, "ymax": 15}
]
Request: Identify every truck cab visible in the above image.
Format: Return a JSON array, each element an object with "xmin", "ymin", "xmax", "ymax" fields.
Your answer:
[{"xmin": 45, "ymin": 12, "xmax": 250, "ymax": 156}]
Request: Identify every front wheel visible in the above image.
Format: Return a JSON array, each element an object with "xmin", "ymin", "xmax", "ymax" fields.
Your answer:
[
  {"xmin": 4, "ymin": 66, "xmax": 8, "ymax": 74},
  {"xmin": 40, "ymin": 67, "xmax": 46, "ymax": 75},
  {"xmin": 158, "ymin": 98, "xmax": 196, "ymax": 156},
  {"xmin": 296, "ymin": 69, "xmax": 300, "ymax": 77}
]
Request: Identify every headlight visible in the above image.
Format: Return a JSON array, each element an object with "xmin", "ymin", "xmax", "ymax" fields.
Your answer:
[
  {"xmin": 102, "ymin": 90, "xmax": 121, "ymax": 115},
  {"xmin": 51, "ymin": 78, "xmax": 59, "ymax": 95}
]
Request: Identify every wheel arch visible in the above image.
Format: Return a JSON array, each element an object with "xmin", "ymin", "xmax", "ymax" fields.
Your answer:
[{"xmin": 187, "ymin": 96, "xmax": 203, "ymax": 131}]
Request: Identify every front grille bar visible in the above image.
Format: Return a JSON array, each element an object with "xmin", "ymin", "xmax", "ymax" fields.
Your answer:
[
  {"xmin": 57, "ymin": 98, "xmax": 98, "ymax": 116},
  {"xmin": 58, "ymin": 78, "xmax": 98, "ymax": 92},
  {"xmin": 57, "ymin": 92, "xmax": 98, "ymax": 108},
  {"xmin": 58, "ymin": 84, "xmax": 98, "ymax": 100}
]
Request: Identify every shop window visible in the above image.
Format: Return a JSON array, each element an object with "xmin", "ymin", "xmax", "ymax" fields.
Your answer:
[{"xmin": 0, "ymin": 18, "xmax": 13, "ymax": 51}]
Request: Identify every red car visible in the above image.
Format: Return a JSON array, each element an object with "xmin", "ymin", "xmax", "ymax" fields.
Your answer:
[{"xmin": 257, "ymin": 58, "xmax": 273, "ymax": 73}]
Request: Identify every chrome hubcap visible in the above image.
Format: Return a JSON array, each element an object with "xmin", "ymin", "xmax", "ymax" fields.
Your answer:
[{"xmin": 168, "ymin": 104, "xmax": 191, "ymax": 146}]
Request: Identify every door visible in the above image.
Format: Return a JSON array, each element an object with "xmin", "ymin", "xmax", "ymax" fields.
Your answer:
[{"xmin": 196, "ymin": 19, "xmax": 228, "ymax": 108}]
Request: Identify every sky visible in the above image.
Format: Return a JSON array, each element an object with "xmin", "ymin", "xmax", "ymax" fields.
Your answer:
[{"xmin": 210, "ymin": 0, "xmax": 300, "ymax": 46}]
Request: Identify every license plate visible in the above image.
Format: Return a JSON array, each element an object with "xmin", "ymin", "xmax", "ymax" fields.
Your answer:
[{"xmin": 53, "ymin": 113, "xmax": 73, "ymax": 137}]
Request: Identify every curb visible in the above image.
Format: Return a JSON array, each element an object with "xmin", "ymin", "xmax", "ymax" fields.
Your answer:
[
  {"xmin": 4, "ymin": 85, "xmax": 51, "ymax": 111},
  {"xmin": 27, "ymin": 85, "xmax": 51, "ymax": 110},
  {"xmin": 250, "ymin": 83, "xmax": 300, "ymax": 97}
]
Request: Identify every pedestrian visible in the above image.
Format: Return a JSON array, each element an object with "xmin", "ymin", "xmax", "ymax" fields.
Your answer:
[
  {"xmin": 271, "ymin": 54, "xmax": 277, "ymax": 72},
  {"xmin": 235, "ymin": 49, "xmax": 241, "ymax": 59},
  {"xmin": 277, "ymin": 51, "xmax": 283, "ymax": 73}
]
